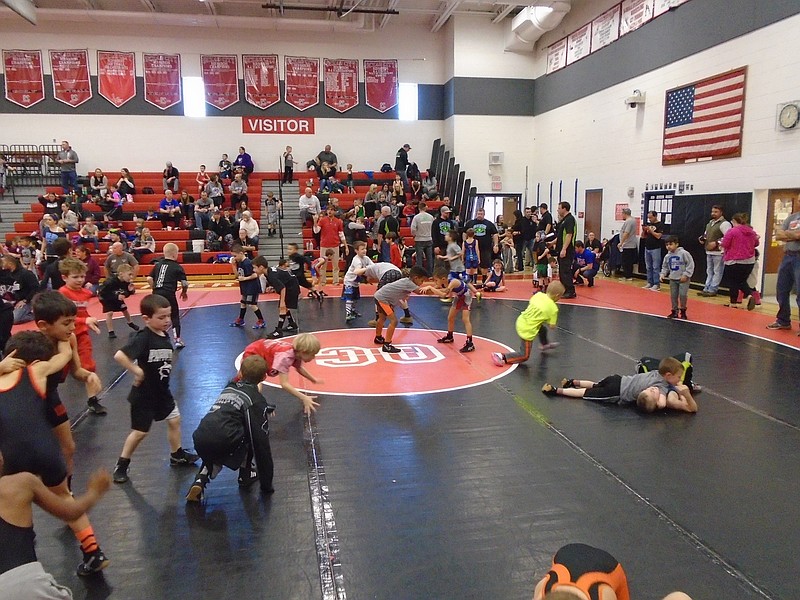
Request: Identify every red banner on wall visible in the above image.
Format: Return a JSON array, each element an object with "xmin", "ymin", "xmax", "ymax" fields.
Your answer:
[
  {"xmin": 2, "ymin": 50, "xmax": 45, "ymax": 108},
  {"xmin": 242, "ymin": 54, "xmax": 280, "ymax": 110},
  {"xmin": 49, "ymin": 50, "xmax": 92, "ymax": 107},
  {"xmin": 284, "ymin": 56, "xmax": 319, "ymax": 111},
  {"xmin": 97, "ymin": 50, "xmax": 136, "ymax": 108},
  {"xmin": 324, "ymin": 58, "xmax": 359, "ymax": 113},
  {"xmin": 201, "ymin": 54, "xmax": 239, "ymax": 110},
  {"xmin": 363, "ymin": 59, "xmax": 397, "ymax": 113},
  {"xmin": 143, "ymin": 53, "xmax": 181, "ymax": 110}
]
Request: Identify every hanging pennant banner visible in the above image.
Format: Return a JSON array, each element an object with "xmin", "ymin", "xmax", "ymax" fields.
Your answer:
[
  {"xmin": 143, "ymin": 53, "xmax": 181, "ymax": 110},
  {"xmin": 323, "ymin": 58, "xmax": 359, "ymax": 113},
  {"xmin": 2, "ymin": 50, "xmax": 45, "ymax": 108},
  {"xmin": 243, "ymin": 54, "xmax": 280, "ymax": 110},
  {"xmin": 201, "ymin": 54, "xmax": 239, "ymax": 110},
  {"xmin": 364, "ymin": 59, "xmax": 397, "ymax": 113},
  {"xmin": 49, "ymin": 50, "xmax": 92, "ymax": 107},
  {"xmin": 97, "ymin": 50, "xmax": 136, "ymax": 108},
  {"xmin": 284, "ymin": 56, "xmax": 319, "ymax": 111}
]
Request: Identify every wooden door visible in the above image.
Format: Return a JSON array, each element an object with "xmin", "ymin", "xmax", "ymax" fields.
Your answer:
[
  {"xmin": 584, "ymin": 189, "xmax": 603, "ymax": 240},
  {"xmin": 765, "ymin": 189, "xmax": 800, "ymax": 273}
]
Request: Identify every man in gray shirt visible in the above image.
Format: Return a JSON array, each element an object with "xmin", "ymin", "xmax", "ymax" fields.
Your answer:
[
  {"xmin": 767, "ymin": 210, "xmax": 800, "ymax": 331},
  {"xmin": 410, "ymin": 201, "xmax": 435, "ymax": 274},
  {"xmin": 617, "ymin": 208, "xmax": 638, "ymax": 280},
  {"xmin": 104, "ymin": 242, "xmax": 139, "ymax": 278},
  {"xmin": 56, "ymin": 140, "xmax": 79, "ymax": 194}
]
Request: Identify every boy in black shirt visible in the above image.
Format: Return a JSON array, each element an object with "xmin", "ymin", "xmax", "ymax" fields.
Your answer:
[
  {"xmin": 112, "ymin": 294, "xmax": 198, "ymax": 484},
  {"xmin": 147, "ymin": 243, "xmax": 188, "ymax": 348},
  {"xmin": 98, "ymin": 263, "xmax": 139, "ymax": 338},
  {"xmin": 186, "ymin": 355, "xmax": 276, "ymax": 502},
  {"xmin": 261, "ymin": 256, "xmax": 301, "ymax": 339},
  {"xmin": 229, "ymin": 244, "xmax": 266, "ymax": 329},
  {"xmin": 286, "ymin": 242, "xmax": 322, "ymax": 299}
]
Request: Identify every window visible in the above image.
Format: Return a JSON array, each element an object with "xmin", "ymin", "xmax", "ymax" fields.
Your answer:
[
  {"xmin": 182, "ymin": 77, "xmax": 206, "ymax": 118},
  {"xmin": 398, "ymin": 82, "xmax": 418, "ymax": 121}
]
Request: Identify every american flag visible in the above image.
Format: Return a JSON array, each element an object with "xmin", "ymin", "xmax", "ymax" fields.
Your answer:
[{"xmin": 662, "ymin": 67, "xmax": 746, "ymax": 164}]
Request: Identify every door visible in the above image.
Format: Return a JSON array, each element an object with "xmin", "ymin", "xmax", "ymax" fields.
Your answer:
[
  {"xmin": 584, "ymin": 189, "xmax": 603, "ymax": 241},
  {"xmin": 764, "ymin": 189, "xmax": 800, "ymax": 295}
]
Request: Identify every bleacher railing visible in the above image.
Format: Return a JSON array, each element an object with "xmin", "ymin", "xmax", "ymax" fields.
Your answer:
[{"xmin": 0, "ymin": 144, "xmax": 62, "ymax": 189}]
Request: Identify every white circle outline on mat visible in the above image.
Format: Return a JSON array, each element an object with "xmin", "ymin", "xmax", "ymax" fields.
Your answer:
[{"xmin": 234, "ymin": 328, "xmax": 519, "ymax": 397}]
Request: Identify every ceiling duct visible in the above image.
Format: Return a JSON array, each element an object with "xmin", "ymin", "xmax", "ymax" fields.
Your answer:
[{"xmin": 505, "ymin": 1, "xmax": 570, "ymax": 53}]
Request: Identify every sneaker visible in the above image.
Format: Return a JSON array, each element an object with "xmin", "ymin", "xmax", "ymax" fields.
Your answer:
[
  {"xmin": 87, "ymin": 399, "xmax": 107, "ymax": 415},
  {"xmin": 268, "ymin": 328, "xmax": 283, "ymax": 339},
  {"xmin": 698, "ymin": 290, "xmax": 710, "ymax": 297},
  {"xmin": 399, "ymin": 316, "xmax": 413, "ymax": 324},
  {"xmin": 127, "ymin": 322, "xmax": 140, "ymax": 331},
  {"xmin": 766, "ymin": 321, "xmax": 792, "ymax": 330},
  {"xmin": 77, "ymin": 548, "xmax": 109, "ymax": 577},
  {"xmin": 746, "ymin": 295, "xmax": 756, "ymax": 311},
  {"xmin": 373, "ymin": 335, "xmax": 385, "ymax": 344},
  {"xmin": 679, "ymin": 310, "xmax": 688, "ymax": 320},
  {"xmin": 459, "ymin": 341, "xmax": 475, "ymax": 353},
  {"xmin": 345, "ymin": 313, "xmax": 357, "ymax": 323},
  {"xmin": 649, "ymin": 286, "xmax": 660, "ymax": 292},
  {"xmin": 541, "ymin": 383, "xmax": 557, "ymax": 396},
  {"xmin": 667, "ymin": 311, "xmax": 678, "ymax": 319},
  {"xmin": 229, "ymin": 319, "xmax": 245, "ymax": 328},
  {"xmin": 437, "ymin": 334, "xmax": 454, "ymax": 344},
  {"xmin": 642, "ymin": 283, "xmax": 653, "ymax": 290},
  {"xmin": 475, "ymin": 292, "xmax": 482, "ymax": 303},
  {"xmin": 107, "ymin": 331, "xmax": 117, "ymax": 339},
  {"xmin": 381, "ymin": 343, "xmax": 401, "ymax": 354},
  {"xmin": 560, "ymin": 378, "xmax": 575, "ymax": 388},
  {"xmin": 283, "ymin": 323, "xmax": 299, "ymax": 332},
  {"xmin": 186, "ymin": 476, "xmax": 208, "ymax": 503},
  {"xmin": 561, "ymin": 292, "xmax": 577, "ymax": 299},
  {"xmin": 574, "ymin": 280, "xmax": 584, "ymax": 286},
  {"xmin": 624, "ymin": 277, "xmax": 634, "ymax": 281},
  {"xmin": 440, "ymin": 297, "xmax": 452, "ymax": 304},
  {"xmin": 752, "ymin": 290, "xmax": 762, "ymax": 305},
  {"xmin": 238, "ymin": 468, "xmax": 259, "ymax": 489},
  {"xmin": 252, "ymin": 320, "xmax": 267, "ymax": 329},
  {"xmin": 174, "ymin": 338, "xmax": 185, "ymax": 349},
  {"xmin": 113, "ymin": 461, "xmax": 129, "ymax": 484},
  {"xmin": 170, "ymin": 449, "xmax": 199, "ymax": 466},
  {"xmin": 491, "ymin": 352, "xmax": 505, "ymax": 367},
  {"xmin": 540, "ymin": 342, "xmax": 560, "ymax": 351},
  {"xmin": 367, "ymin": 319, "xmax": 378, "ymax": 327}
]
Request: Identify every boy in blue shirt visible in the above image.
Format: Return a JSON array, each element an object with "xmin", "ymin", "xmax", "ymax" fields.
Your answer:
[
  {"xmin": 572, "ymin": 240, "xmax": 597, "ymax": 287},
  {"xmin": 229, "ymin": 243, "xmax": 266, "ymax": 328}
]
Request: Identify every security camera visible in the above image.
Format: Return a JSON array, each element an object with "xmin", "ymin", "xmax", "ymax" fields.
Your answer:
[{"xmin": 625, "ymin": 90, "xmax": 646, "ymax": 108}]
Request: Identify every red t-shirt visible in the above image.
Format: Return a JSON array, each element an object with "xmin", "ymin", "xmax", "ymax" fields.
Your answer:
[
  {"xmin": 389, "ymin": 243, "xmax": 402, "ymax": 268},
  {"xmin": 317, "ymin": 216, "xmax": 344, "ymax": 248},
  {"xmin": 59, "ymin": 285, "xmax": 93, "ymax": 336},
  {"xmin": 242, "ymin": 339, "xmax": 302, "ymax": 377}
]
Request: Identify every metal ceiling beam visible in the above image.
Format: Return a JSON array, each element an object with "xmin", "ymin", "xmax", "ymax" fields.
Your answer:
[
  {"xmin": 204, "ymin": 0, "xmax": 217, "ymax": 16},
  {"xmin": 80, "ymin": 0, "xmax": 99, "ymax": 10},
  {"xmin": 378, "ymin": 0, "xmax": 397, "ymax": 29},
  {"xmin": 139, "ymin": 0, "xmax": 158, "ymax": 12},
  {"xmin": 491, "ymin": 3, "xmax": 515, "ymax": 24},
  {"xmin": 261, "ymin": 2, "xmax": 397, "ymax": 14},
  {"xmin": 431, "ymin": 0, "xmax": 463, "ymax": 32}
]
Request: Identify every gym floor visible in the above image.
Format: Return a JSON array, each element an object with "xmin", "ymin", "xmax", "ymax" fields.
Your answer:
[{"xmin": 28, "ymin": 279, "xmax": 800, "ymax": 600}]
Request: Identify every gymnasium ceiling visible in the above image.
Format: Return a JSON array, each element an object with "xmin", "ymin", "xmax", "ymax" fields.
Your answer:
[{"xmin": 1, "ymin": 0, "xmax": 592, "ymax": 34}]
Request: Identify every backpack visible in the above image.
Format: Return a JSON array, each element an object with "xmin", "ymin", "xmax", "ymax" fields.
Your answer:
[
  {"xmin": 380, "ymin": 163, "xmax": 392, "ymax": 173},
  {"xmin": 142, "ymin": 186, "xmax": 154, "ymax": 194},
  {"xmin": 637, "ymin": 352, "xmax": 696, "ymax": 390}
]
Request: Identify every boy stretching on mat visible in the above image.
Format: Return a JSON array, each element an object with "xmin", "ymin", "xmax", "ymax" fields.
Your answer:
[
  {"xmin": 423, "ymin": 267, "xmax": 476, "ymax": 353},
  {"xmin": 541, "ymin": 356, "xmax": 698, "ymax": 413},
  {"xmin": 373, "ymin": 266, "xmax": 430, "ymax": 354}
]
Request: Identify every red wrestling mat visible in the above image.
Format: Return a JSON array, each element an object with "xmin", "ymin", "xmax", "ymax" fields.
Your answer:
[{"xmin": 234, "ymin": 329, "xmax": 518, "ymax": 396}]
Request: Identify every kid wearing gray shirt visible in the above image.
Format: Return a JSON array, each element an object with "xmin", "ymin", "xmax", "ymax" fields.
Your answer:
[{"xmin": 660, "ymin": 235, "xmax": 695, "ymax": 320}]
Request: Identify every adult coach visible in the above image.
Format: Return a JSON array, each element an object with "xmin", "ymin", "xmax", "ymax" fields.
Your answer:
[
  {"xmin": 464, "ymin": 207, "xmax": 499, "ymax": 278},
  {"xmin": 617, "ymin": 208, "xmax": 638, "ymax": 280},
  {"xmin": 555, "ymin": 202, "xmax": 577, "ymax": 299},
  {"xmin": 698, "ymin": 205, "xmax": 731, "ymax": 297},
  {"xmin": 767, "ymin": 208, "xmax": 800, "ymax": 332},
  {"xmin": 104, "ymin": 242, "xmax": 139, "ymax": 278}
]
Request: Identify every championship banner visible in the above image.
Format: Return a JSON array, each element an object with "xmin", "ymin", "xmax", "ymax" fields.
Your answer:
[
  {"xmin": 566, "ymin": 23, "xmax": 591, "ymax": 65},
  {"xmin": 97, "ymin": 50, "xmax": 136, "ymax": 108},
  {"xmin": 364, "ymin": 59, "xmax": 397, "ymax": 113},
  {"xmin": 242, "ymin": 54, "xmax": 280, "ymax": 110},
  {"xmin": 545, "ymin": 39, "xmax": 568, "ymax": 75},
  {"xmin": 49, "ymin": 50, "xmax": 92, "ymax": 107},
  {"xmin": 143, "ymin": 53, "xmax": 181, "ymax": 110},
  {"xmin": 620, "ymin": 0, "xmax": 654, "ymax": 36},
  {"xmin": 2, "ymin": 50, "xmax": 45, "ymax": 108},
  {"xmin": 284, "ymin": 56, "xmax": 319, "ymax": 111},
  {"xmin": 201, "ymin": 54, "xmax": 239, "ymax": 110},
  {"xmin": 324, "ymin": 58, "xmax": 359, "ymax": 113},
  {"xmin": 590, "ymin": 4, "xmax": 620, "ymax": 53}
]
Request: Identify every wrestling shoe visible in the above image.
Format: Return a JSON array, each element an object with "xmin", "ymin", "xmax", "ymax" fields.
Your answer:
[
  {"xmin": 268, "ymin": 328, "xmax": 283, "ymax": 339},
  {"xmin": 107, "ymin": 331, "xmax": 117, "ymax": 339},
  {"xmin": 437, "ymin": 334, "xmax": 454, "ymax": 344},
  {"xmin": 283, "ymin": 323, "xmax": 299, "ymax": 332},
  {"xmin": 346, "ymin": 313, "xmax": 357, "ymax": 322},
  {"xmin": 381, "ymin": 343, "xmax": 401, "ymax": 354},
  {"xmin": 367, "ymin": 319, "xmax": 378, "ymax": 327},
  {"xmin": 373, "ymin": 335, "xmax": 385, "ymax": 344},
  {"xmin": 539, "ymin": 342, "xmax": 560, "ymax": 351},
  {"xmin": 170, "ymin": 448, "xmax": 199, "ymax": 466},
  {"xmin": 459, "ymin": 341, "xmax": 475, "ymax": 353},
  {"xmin": 229, "ymin": 319, "xmax": 245, "ymax": 328},
  {"xmin": 174, "ymin": 338, "xmax": 185, "ymax": 349},
  {"xmin": 399, "ymin": 316, "xmax": 413, "ymax": 324},
  {"xmin": 87, "ymin": 398, "xmax": 107, "ymax": 415},
  {"xmin": 238, "ymin": 467, "xmax": 259, "ymax": 489},
  {"xmin": 541, "ymin": 383, "xmax": 558, "ymax": 396},
  {"xmin": 252, "ymin": 320, "xmax": 266, "ymax": 329},
  {"xmin": 491, "ymin": 352, "xmax": 505, "ymax": 366},
  {"xmin": 127, "ymin": 322, "xmax": 140, "ymax": 331},
  {"xmin": 113, "ymin": 459, "xmax": 130, "ymax": 484},
  {"xmin": 77, "ymin": 548, "xmax": 109, "ymax": 577},
  {"xmin": 186, "ymin": 475, "xmax": 208, "ymax": 503}
]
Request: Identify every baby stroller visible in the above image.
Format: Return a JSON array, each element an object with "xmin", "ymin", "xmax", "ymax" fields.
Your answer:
[{"xmin": 599, "ymin": 234, "xmax": 621, "ymax": 277}]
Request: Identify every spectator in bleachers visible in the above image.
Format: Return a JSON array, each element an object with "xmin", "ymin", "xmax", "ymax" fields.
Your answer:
[
  {"xmin": 344, "ymin": 211, "xmax": 369, "ymax": 254},
  {"xmin": 402, "ymin": 197, "xmax": 417, "ymax": 226},
  {"xmin": 318, "ymin": 162, "xmax": 334, "ymax": 192},
  {"xmin": 89, "ymin": 168, "xmax": 108, "ymax": 199},
  {"xmin": 282, "ymin": 146, "xmax": 294, "ymax": 184},
  {"xmin": 377, "ymin": 192, "xmax": 389, "ymax": 211},
  {"xmin": 380, "ymin": 183, "xmax": 391, "ymax": 202},
  {"xmin": 1, "ymin": 255, "xmax": 38, "ymax": 324},
  {"xmin": 364, "ymin": 184, "xmax": 380, "ymax": 217},
  {"xmin": 234, "ymin": 147, "xmax": 254, "ymax": 182},
  {"xmin": 131, "ymin": 227, "xmax": 156, "ymax": 262},
  {"xmin": 221, "ymin": 208, "xmax": 235, "ymax": 229},
  {"xmin": 207, "ymin": 209, "xmax": 233, "ymax": 250},
  {"xmin": 410, "ymin": 176, "xmax": 422, "ymax": 201},
  {"xmin": 328, "ymin": 197, "xmax": 344, "ymax": 220},
  {"xmin": 347, "ymin": 197, "xmax": 366, "ymax": 220},
  {"xmin": 74, "ymin": 245, "xmax": 100, "ymax": 295},
  {"xmin": 106, "ymin": 229, "xmax": 129, "ymax": 252},
  {"xmin": 39, "ymin": 237, "xmax": 70, "ymax": 291},
  {"xmin": 313, "ymin": 207, "xmax": 346, "ymax": 286},
  {"xmin": 265, "ymin": 192, "xmax": 280, "ymax": 238},
  {"xmin": 195, "ymin": 165, "xmax": 209, "ymax": 195},
  {"xmin": 179, "ymin": 190, "xmax": 195, "ymax": 223},
  {"xmin": 104, "ymin": 241, "xmax": 138, "ymax": 278},
  {"xmin": 239, "ymin": 210, "xmax": 260, "ymax": 247},
  {"xmin": 194, "ymin": 191, "xmax": 213, "ymax": 230},
  {"xmin": 78, "ymin": 215, "xmax": 100, "ymax": 253},
  {"xmin": 313, "ymin": 145, "xmax": 338, "ymax": 178},
  {"xmin": 37, "ymin": 192, "xmax": 61, "ymax": 219},
  {"xmin": 394, "ymin": 143, "xmax": 411, "ymax": 191},
  {"xmin": 422, "ymin": 172, "xmax": 439, "ymax": 201},
  {"xmin": 40, "ymin": 215, "xmax": 65, "ymax": 257},
  {"xmin": 234, "ymin": 201, "xmax": 249, "ymax": 225},
  {"xmin": 163, "ymin": 162, "xmax": 180, "ymax": 193},
  {"xmin": 59, "ymin": 202, "xmax": 79, "ymax": 232},
  {"xmin": 299, "ymin": 187, "xmax": 321, "ymax": 226},
  {"xmin": 0, "ymin": 155, "xmax": 6, "ymax": 192},
  {"xmin": 218, "ymin": 153, "xmax": 233, "ymax": 181},
  {"xmin": 205, "ymin": 174, "xmax": 225, "ymax": 208},
  {"xmin": 159, "ymin": 189, "xmax": 182, "ymax": 231},
  {"xmin": 229, "ymin": 172, "xmax": 248, "ymax": 208},
  {"xmin": 376, "ymin": 206, "xmax": 400, "ymax": 263},
  {"xmin": 101, "ymin": 185, "xmax": 124, "ymax": 223},
  {"xmin": 56, "ymin": 140, "xmax": 79, "ymax": 194},
  {"xmin": 116, "ymin": 168, "xmax": 136, "ymax": 200},
  {"xmin": 411, "ymin": 201, "xmax": 435, "ymax": 273},
  {"xmin": 236, "ymin": 228, "xmax": 257, "ymax": 259},
  {"xmin": 391, "ymin": 178, "xmax": 405, "ymax": 205}
]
